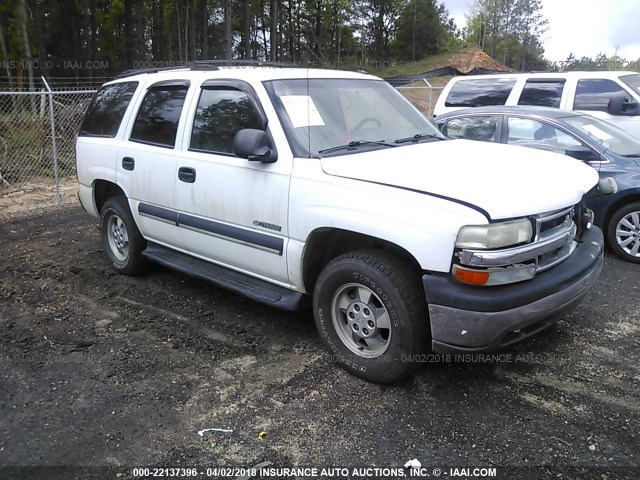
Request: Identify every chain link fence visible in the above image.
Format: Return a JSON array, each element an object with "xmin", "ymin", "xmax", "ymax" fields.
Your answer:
[
  {"xmin": 0, "ymin": 82, "xmax": 96, "ymax": 199},
  {"xmin": 396, "ymin": 85, "xmax": 445, "ymax": 117}
]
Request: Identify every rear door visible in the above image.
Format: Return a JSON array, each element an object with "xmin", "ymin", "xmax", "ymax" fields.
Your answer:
[{"xmin": 117, "ymin": 80, "xmax": 193, "ymax": 246}]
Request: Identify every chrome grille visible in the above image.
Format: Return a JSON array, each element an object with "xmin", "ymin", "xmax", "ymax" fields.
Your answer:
[{"xmin": 533, "ymin": 207, "xmax": 576, "ymax": 271}]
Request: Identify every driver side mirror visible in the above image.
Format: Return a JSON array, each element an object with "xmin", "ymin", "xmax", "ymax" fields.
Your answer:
[
  {"xmin": 565, "ymin": 146, "xmax": 602, "ymax": 162},
  {"xmin": 607, "ymin": 91, "xmax": 639, "ymax": 116},
  {"xmin": 233, "ymin": 129, "xmax": 277, "ymax": 163}
]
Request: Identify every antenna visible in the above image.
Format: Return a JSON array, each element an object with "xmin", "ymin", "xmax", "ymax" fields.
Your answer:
[{"xmin": 307, "ymin": 63, "xmax": 311, "ymax": 158}]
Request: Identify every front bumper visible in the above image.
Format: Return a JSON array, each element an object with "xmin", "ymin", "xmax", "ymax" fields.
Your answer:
[{"xmin": 423, "ymin": 226, "xmax": 604, "ymax": 353}]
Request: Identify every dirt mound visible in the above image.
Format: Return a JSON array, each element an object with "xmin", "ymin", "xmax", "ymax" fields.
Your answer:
[{"xmin": 447, "ymin": 46, "xmax": 513, "ymax": 73}]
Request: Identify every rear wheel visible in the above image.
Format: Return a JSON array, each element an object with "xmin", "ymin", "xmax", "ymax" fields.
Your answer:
[
  {"xmin": 313, "ymin": 250, "xmax": 428, "ymax": 383},
  {"xmin": 607, "ymin": 201, "xmax": 640, "ymax": 264},
  {"xmin": 100, "ymin": 197, "xmax": 149, "ymax": 275}
]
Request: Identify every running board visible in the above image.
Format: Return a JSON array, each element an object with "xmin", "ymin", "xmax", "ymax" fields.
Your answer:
[{"xmin": 142, "ymin": 244, "xmax": 308, "ymax": 311}]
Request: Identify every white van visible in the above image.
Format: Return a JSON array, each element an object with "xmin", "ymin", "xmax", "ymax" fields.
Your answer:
[{"xmin": 433, "ymin": 71, "xmax": 640, "ymax": 138}]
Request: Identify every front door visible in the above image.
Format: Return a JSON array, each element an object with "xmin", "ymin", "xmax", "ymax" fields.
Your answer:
[{"xmin": 175, "ymin": 81, "xmax": 291, "ymax": 285}]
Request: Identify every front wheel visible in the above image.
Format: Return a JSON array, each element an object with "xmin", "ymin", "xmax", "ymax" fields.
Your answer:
[
  {"xmin": 607, "ymin": 201, "xmax": 640, "ymax": 263},
  {"xmin": 313, "ymin": 250, "xmax": 428, "ymax": 383}
]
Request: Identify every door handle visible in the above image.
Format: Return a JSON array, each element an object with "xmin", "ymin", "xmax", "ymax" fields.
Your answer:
[
  {"xmin": 178, "ymin": 166, "xmax": 196, "ymax": 183},
  {"xmin": 122, "ymin": 157, "xmax": 135, "ymax": 171}
]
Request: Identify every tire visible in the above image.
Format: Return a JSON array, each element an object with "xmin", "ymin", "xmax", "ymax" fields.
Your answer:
[
  {"xmin": 607, "ymin": 201, "xmax": 640, "ymax": 264},
  {"xmin": 312, "ymin": 249, "xmax": 428, "ymax": 383},
  {"xmin": 100, "ymin": 196, "xmax": 149, "ymax": 275}
]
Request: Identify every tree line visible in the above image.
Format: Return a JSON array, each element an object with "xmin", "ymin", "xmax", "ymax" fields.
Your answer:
[
  {"xmin": 4, "ymin": 0, "xmax": 625, "ymax": 90},
  {"xmin": 0, "ymin": 0, "xmax": 458, "ymax": 86}
]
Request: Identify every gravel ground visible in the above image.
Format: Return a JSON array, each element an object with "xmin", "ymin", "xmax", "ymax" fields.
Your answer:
[{"xmin": 0, "ymin": 206, "xmax": 638, "ymax": 479}]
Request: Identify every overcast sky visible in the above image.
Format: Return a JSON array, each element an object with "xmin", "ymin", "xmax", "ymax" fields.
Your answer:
[{"xmin": 441, "ymin": 0, "xmax": 640, "ymax": 63}]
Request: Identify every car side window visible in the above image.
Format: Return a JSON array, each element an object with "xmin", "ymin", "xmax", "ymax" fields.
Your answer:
[
  {"xmin": 442, "ymin": 116, "xmax": 500, "ymax": 142},
  {"xmin": 79, "ymin": 81, "xmax": 138, "ymax": 137},
  {"xmin": 518, "ymin": 80, "xmax": 565, "ymax": 108},
  {"xmin": 444, "ymin": 79, "xmax": 516, "ymax": 107},
  {"xmin": 130, "ymin": 86, "xmax": 189, "ymax": 148},
  {"xmin": 190, "ymin": 87, "xmax": 263, "ymax": 154},
  {"xmin": 574, "ymin": 79, "xmax": 625, "ymax": 111},
  {"xmin": 506, "ymin": 117, "xmax": 582, "ymax": 154}
]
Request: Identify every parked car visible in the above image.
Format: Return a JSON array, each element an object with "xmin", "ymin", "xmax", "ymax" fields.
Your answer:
[
  {"xmin": 433, "ymin": 71, "xmax": 640, "ymax": 139},
  {"xmin": 77, "ymin": 66, "xmax": 603, "ymax": 383},
  {"xmin": 435, "ymin": 106, "xmax": 640, "ymax": 263}
]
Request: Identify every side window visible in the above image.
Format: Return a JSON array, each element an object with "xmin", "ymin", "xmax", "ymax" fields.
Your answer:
[
  {"xmin": 518, "ymin": 80, "xmax": 565, "ymax": 108},
  {"xmin": 130, "ymin": 86, "xmax": 189, "ymax": 148},
  {"xmin": 441, "ymin": 116, "xmax": 500, "ymax": 142},
  {"xmin": 444, "ymin": 79, "xmax": 516, "ymax": 107},
  {"xmin": 506, "ymin": 117, "xmax": 581, "ymax": 154},
  {"xmin": 190, "ymin": 88, "xmax": 263, "ymax": 154},
  {"xmin": 574, "ymin": 79, "xmax": 625, "ymax": 111},
  {"xmin": 79, "ymin": 82, "xmax": 138, "ymax": 137}
]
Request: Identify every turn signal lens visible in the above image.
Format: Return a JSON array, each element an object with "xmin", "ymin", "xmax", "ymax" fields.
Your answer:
[
  {"xmin": 452, "ymin": 264, "xmax": 536, "ymax": 286},
  {"xmin": 453, "ymin": 266, "xmax": 490, "ymax": 285}
]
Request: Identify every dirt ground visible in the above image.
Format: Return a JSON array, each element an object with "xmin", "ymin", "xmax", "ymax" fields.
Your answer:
[
  {"xmin": 0, "ymin": 205, "xmax": 639, "ymax": 479},
  {"xmin": 0, "ymin": 178, "xmax": 78, "ymax": 220}
]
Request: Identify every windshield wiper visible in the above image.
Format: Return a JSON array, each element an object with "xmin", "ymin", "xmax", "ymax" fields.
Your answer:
[
  {"xmin": 318, "ymin": 140, "xmax": 398, "ymax": 155},
  {"xmin": 394, "ymin": 133, "xmax": 444, "ymax": 144},
  {"xmin": 621, "ymin": 153, "xmax": 640, "ymax": 158}
]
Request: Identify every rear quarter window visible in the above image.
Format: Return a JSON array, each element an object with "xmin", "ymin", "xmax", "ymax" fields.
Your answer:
[
  {"xmin": 79, "ymin": 82, "xmax": 138, "ymax": 137},
  {"xmin": 442, "ymin": 115, "xmax": 500, "ymax": 142},
  {"xmin": 445, "ymin": 78, "xmax": 516, "ymax": 107}
]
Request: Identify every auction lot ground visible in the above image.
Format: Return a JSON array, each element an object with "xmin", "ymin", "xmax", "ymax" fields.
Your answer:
[{"xmin": 0, "ymin": 206, "xmax": 638, "ymax": 478}]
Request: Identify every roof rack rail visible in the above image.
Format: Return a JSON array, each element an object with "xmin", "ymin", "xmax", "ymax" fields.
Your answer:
[
  {"xmin": 114, "ymin": 60, "xmax": 302, "ymax": 79},
  {"xmin": 115, "ymin": 65, "xmax": 191, "ymax": 79},
  {"xmin": 191, "ymin": 59, "xmax": 301, "ymax": 69}
]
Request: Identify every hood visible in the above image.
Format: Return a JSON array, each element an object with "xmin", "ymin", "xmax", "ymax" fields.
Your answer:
[{"xmin": 321, "ymin": 140, "xmax": 599, "ymax": 219}]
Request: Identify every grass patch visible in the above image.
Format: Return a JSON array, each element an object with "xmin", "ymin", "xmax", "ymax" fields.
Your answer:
[{"xmin": 373, "ymin": 49, "xmax": 465, "ymax": 78}]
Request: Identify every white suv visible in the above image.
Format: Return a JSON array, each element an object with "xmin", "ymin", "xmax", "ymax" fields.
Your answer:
[
  {"xmin": 77, "ymin": 66, "xmax": 604, "ymax": 383},
  {"xmin": 434, "ymin": 71, "xmax": 640, "ymax": 139}
]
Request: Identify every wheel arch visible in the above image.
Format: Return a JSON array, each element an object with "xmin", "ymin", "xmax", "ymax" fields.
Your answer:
[
  {"xmin": 93, "ymin": 179, "xmax": 127, "ymax": 214},
  {"xmin": 302, "ymin": 227, "xmax": 422, "ymax": 295}
]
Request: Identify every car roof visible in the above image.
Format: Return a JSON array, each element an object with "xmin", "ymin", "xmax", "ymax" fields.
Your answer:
[
  {"xmin": 436, "ymin": 105, "xmax": 584, "ymax": 120},
  {"xmin": 105, "ymin": 66, "xmax": 380, "ymax": 86}
]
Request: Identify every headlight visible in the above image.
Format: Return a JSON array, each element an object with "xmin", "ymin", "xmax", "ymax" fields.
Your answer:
[{"xmin": 456, "ymin": 218, "xmax": 533, "ymax": 249}]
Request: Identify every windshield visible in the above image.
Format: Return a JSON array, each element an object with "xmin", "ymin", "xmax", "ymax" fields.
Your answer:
[
  {"xmin": 264, "ymin": 78, "xmax": 444, "ymax": 157},
  {"xmin": 562, "ymin": 114, "xmax": 640, "ymax": 157},
  {"xmin": 620, "ymin": 74, "xmax": 640, "ymax": 96}
]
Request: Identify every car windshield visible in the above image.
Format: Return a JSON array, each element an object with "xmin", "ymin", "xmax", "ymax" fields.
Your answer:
[
  {"xmin": 562, "ymin": 114, "xmax": 640, "ymax": 157},
  {"xmin": 620, "ymin": 73, "xmax": 640, "ymax": 96},
  {"xmin": 264, "ymin": 78, "xmax": 444, "ymax": 157}
]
